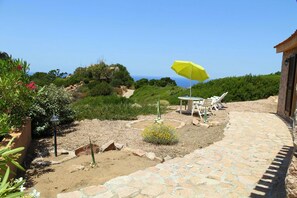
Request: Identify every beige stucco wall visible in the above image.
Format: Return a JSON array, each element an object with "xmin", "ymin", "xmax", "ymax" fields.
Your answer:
[
  {"xmin": 277, "ymin": 47, "xmax": 297, "ymax": 119},
  {"xmin": 0, "ymin": 118, "xmax": 32, "ymax": 178}
]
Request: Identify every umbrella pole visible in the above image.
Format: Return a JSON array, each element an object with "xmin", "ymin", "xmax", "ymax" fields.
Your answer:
[
  {"xmin": 190, "ymin": 66, "xmax": 192, "ymax": 97},
  {"xmin": 190, "ymin": 80, "xmax": 192, "ymax": 97}
]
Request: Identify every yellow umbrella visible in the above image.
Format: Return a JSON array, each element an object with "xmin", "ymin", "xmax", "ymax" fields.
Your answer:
[{"xmin": 171, "ymin": 60, "xmax": 209, "ymax": 96}]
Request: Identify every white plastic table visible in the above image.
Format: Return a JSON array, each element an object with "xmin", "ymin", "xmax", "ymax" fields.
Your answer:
[{"xmin": 178, "ymin": 96, "xmax": 204, "ymax": 114}]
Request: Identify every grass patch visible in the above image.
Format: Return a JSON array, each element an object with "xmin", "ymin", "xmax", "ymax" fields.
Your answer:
[{"xmin": 71, "ymin": 95, "xmax": 160, "ymax": 120}]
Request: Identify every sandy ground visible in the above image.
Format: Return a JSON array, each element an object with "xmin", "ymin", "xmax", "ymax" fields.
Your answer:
[
  {"xmin": 25, "ymin": 151, "xmax": 157, "ymax": 198},
  {"xmin": 22, "ymin": 96, "xmax": 278, "ymax": 196}
]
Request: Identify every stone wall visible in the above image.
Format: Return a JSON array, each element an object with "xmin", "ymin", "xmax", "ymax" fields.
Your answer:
[
  {"xmin": 277, "ymin": 48, "xmax": 297, "ymax": 197},
  {"xmin": 277, "ymin": 47, "xmax": 297, "ymax": 119},
  {"xmin": 1, "ymin": 118, "xmax": 32, "ymax": 178},
  {"xmin": 286, "ymin": 152, "xmax": 297, "ymax": 198},
  {"xmin": 13, "ymin": 118, "xmax": 32, "ymax": 166}
]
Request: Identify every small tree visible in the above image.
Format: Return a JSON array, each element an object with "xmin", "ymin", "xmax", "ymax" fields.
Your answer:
[{"xmin": 30, "ymin": 84, "xmax": 74, "ymax": 137}]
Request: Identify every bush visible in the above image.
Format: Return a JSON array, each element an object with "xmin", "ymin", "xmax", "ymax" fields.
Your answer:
[
  {"xmin": 89, "ymin": 82, "xmax": 113, "ymax": 96},
  {"xmin": 109, "ymin": 64, "xmax": 134, "ymax": 87},
  {"xmin": 0, "ymin": 55, "xmax": 35, "ymax": 136},
  {"xmin": 142, "ymin": 124, "xmax": 178, "ymax": 145},
  {"xmin": 53, "ymin": 77, "xmax": 66, "ymax": 87},
  {"xmin": 29, "ymin": 84, "xmax": 74, "ymax": 137},
  {"xmin": 135, "ymin": 78, "xmax": 149, "ymax": 89}
]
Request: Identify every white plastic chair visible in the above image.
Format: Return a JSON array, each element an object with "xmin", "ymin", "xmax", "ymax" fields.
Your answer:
[
  {"xmin": 191, "ymin": 98, "xmax": 213, "ymax": 120},
  {"xmin": 211, "ymin": 92, "xmax": 228, "ymax": 110}
]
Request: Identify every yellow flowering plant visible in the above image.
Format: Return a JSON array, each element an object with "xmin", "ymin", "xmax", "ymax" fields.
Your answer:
[{"xmin": 142, "ymin": 124, "xmax": 178, "ymax": 145}]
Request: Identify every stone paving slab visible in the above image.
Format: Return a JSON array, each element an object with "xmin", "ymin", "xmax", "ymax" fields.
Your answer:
[{"xmin": 57, "ymin": 112, "xmax": 293, "ymax": 198}]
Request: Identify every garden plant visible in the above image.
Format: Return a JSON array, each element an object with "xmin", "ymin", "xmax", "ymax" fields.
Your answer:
[
  {"xmin": 0, "ymin": 52, "xmax": 40, "ymax": 197},
  {"xmin": 0, "ymin": 55, "xmax": 36, "ymax": 136},
  {"xmin": 29, "ymin": 84, "xmax": 74, "ymax": 137},
  {"xmin": 142, "ymin": 124, "xmax": 178, "ymax": 145}
]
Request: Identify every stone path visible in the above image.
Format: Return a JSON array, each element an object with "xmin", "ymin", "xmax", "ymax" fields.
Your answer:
[{"xmin": 57, "ymin": 112, "xmax": 293, "ymax": 198}]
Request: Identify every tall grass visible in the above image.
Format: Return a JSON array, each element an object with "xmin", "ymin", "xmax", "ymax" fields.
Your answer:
[{"xmin": 71, "ymin": 95, "xmax": 158, "ymax": 120}]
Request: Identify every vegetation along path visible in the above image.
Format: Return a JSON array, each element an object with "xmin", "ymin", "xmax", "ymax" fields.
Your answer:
[{"xmin": 57, "ymin": 111, "xmax": 293, "ymax": 198}]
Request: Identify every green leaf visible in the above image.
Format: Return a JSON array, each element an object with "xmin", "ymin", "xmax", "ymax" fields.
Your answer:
[
  {"xmin": 2, "ymin": 147, "xmax": 24, "ymax": 157},
  {"xmin": 0, "ymin": 182, "xmax": 9, "ymax": 195},
  {"xmin": 0, "ymin": 167, "xmax": 9, "ymax": 189},
  {"xmin": 0, "ymin": 148, "xmax": 10, "ymax": 155},
  {"xmin": 0, "ymin": 164, "xmax": 7, "ymax": 176},
  {"xmin": 9, "ymin": 160, "xmax": 24, "ymax": 172},
  {"xmin": 5, "ymin": 191, "xmax": 24, "ymax": 198},
  {"xmin": 6, "ymin": 138, "xmax": 15, "ymax": 148}
]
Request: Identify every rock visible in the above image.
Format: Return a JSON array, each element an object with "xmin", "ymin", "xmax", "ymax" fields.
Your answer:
[
  {"xmin": 100, "ymin": 140, "xmax": 116, "ymax": 152},
  {"xmin": 26, "ymin": 169, "xmax": 37, "ymax": 176},
  {"xmin": 131, "ymin": 149, "xmax": 146, "ymax": 157},
  {"xmin": 145, "ymin": 152, "xmax": 156, "ymax": 160},
  {"xmin": 199, "ymin": 122, "xmax": 210, "ymax": 128},
  {"xmin": 68, "ymin": 165, "xmax": 84, "ymax": 173},
  {"xmin": 59, "ymin": 149, "xmax": 70, "ymax": 155},
  {"xmin": 164, "ymin": 155, "xmax": 172, "ymax": 161},
  {"xmin": 75, "ymin": 144, "xmax": 100, "ymax": 156},
  {"xmin": 31, "ymin": 158, "xmax": 51, "ymax": 166},
  {"xmin": 122, "ymin": 147, "xmax": 133, "ymax": 152},
  {"xmin": 115, "ymin": 143, "xmax": 124, "ymax": 150},
  {"xmin": 155, "ymin": 157, "xmax": 164, "ymax": 163},
  {"xmin": 192, "ymin": 118, "xmax": 199, "ymax": 126}
]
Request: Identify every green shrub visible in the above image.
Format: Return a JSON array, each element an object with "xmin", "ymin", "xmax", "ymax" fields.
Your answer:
[
  {"xmin": 142, "ymin": 124, "xmax": 178, "ymax": 145},
  {"xmin": 110, "ymin": 78, "xmax": 122, "ymax": 87},
  {"xmin": 159, "ymin": 100, "xmax": 170, "ymax": 106},
  {"xmin": 135, "ymin": 78, "xmax": 149, "ymax": 89},
  {"xmin": 109, "ymin": 64, "xmax": 134, "ymax": 87},
  {"xmin": 0, "ymin": 55, "xmax": 35, "ymax": 136},
  {"xmin": 29, "ymin": 84, "xmax": 74, "ymax": 137},
  {"xmin": 53, "ymin": 77, "xmax": 66, "ymax": 87},
  {"xmin": 89, "ymin": 82, "xmax": 113, "ymax": 96}
]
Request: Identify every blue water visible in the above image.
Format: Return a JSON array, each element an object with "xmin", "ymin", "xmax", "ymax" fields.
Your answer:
[{"xmin": 132, "ymin": 75, "xmax": 199, "ymax": 88}]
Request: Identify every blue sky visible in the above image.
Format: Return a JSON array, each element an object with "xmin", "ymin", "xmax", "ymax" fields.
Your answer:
[{"xmin": 0, "ymin": 0, "xmax": 297, "ymax": 80}]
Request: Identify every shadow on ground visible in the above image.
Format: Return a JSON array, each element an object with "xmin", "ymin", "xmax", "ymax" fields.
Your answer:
[
  {"xmin": 250, "ymin": 145, "xmax": 293, "ymax": 198},
  {"xmin": 18, "ymin": 138, "xmax": 53, "ymax": 188}
]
